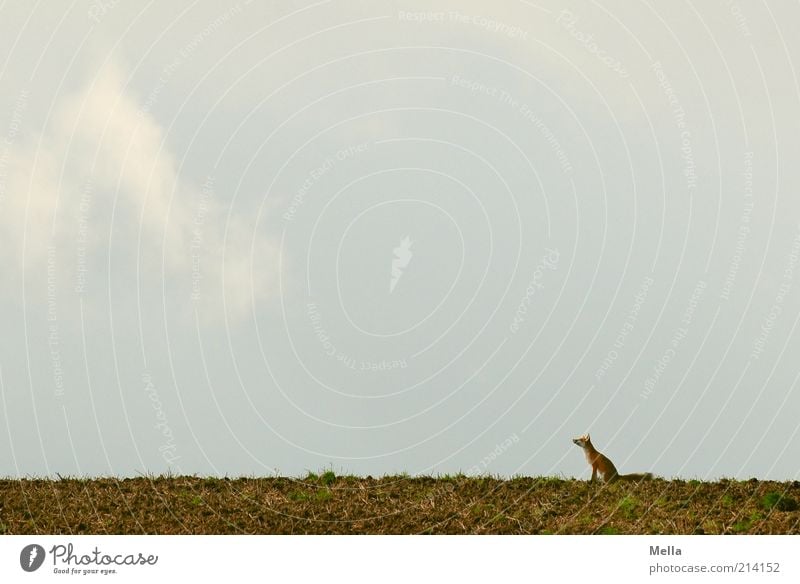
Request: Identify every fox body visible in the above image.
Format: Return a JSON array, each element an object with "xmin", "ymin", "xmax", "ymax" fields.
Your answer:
[{"xmin": 572, "ymin": 434, "xmax": 653, "ymax": 483}]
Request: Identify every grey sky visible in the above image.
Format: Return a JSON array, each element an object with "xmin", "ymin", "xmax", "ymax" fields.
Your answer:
[{"xmin": 0, "ymin": 0, "xmax": 798, "ymax": 480}]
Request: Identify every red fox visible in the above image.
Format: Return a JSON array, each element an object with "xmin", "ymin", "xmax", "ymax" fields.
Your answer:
[{"xmin": 572, "ymin": 434, "xmax": 653, "ymax": 483}]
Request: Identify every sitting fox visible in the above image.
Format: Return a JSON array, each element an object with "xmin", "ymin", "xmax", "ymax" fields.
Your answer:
[{"xmin": 572, "ymin": 434, "xmax": 653, "ymax": 483}]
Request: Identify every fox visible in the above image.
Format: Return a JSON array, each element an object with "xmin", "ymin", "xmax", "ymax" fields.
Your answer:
[{"xmin": 572, "ymin": 434, "xmax": 653, "ymax": 483}]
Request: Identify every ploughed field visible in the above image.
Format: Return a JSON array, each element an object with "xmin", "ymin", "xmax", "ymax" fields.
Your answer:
[{"xmin": 1, "ymin": 475, "xmax": 798, "ymax": 534}]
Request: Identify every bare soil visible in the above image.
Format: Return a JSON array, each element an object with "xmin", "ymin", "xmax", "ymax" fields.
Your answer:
[{"xmin": 1, "ymin": 475, "xmax": 798, "ymax": 534}]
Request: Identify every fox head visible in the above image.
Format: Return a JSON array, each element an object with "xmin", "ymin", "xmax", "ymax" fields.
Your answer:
[{"xmin": 572, "ymin": 433, "xmax": 592, "ymax": 449}]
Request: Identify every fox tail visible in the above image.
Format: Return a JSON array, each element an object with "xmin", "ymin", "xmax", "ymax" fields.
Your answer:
[{"xmin": 618, "ymin": 472, "xmax": 653, "ymax": 481}]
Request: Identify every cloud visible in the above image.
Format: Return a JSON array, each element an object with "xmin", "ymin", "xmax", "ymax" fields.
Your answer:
[{"xmin": 0, "ymin": 60, "xmax": 279, "ymax": 324}]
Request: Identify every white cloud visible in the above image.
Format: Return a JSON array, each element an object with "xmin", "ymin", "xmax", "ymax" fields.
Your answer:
[{"xmin": 0, "ymin": 61, "xmax": 279, "ymax": 323}]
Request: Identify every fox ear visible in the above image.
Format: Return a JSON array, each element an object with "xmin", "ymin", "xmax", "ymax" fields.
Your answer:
[{"xmin": 586, "ymin": 433, "xmax": 591, "ymax": 440}]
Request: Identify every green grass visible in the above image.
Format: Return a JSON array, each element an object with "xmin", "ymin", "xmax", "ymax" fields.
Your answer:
[
  {"xmin": 315, "ymin": 490, "xmax": 333, "ymax": 502},
  {"xmin": 761, "ymin": 492, "xmax": 798, "ymax": 512},
  {"xmin": 618, "ymin": 495, "xmax": 639, "ymax": 519},
  {"xmin": 288, "ymin": 490, "xmax": 309, "ymax": 502}
]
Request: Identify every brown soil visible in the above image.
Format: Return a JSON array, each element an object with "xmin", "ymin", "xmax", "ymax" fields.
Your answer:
[{"xmin": 1, "ymin": 475, "xmax": 798, "ymax": 534}]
